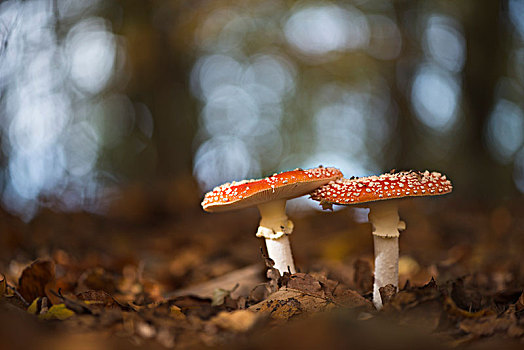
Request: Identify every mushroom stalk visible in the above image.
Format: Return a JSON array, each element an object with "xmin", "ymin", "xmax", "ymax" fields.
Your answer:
[
  {"xmin": 372, "ymin": 235, "xmax": 399, "ymax": 309},
  {"xmin": 368, "ymin": 201, "xmax": 404, "ymax": 309},
  {"xmin": 265, "ymin": 236, "xmax": 295, "ymax": 274},
  {"xmin": 256, "ymin": 199, "xmax": 296, "ymax": 275}
]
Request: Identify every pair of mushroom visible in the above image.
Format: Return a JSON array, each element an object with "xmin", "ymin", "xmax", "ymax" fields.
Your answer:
[
  {"xmin": 201, "ymin": 167, "xmax": 452, "ymax": 309},
  {"xmin": 201, "ymin": 167, "xmax": 343, "ymax": 274}
]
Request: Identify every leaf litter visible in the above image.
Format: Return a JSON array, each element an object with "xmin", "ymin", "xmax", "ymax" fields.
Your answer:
[{"xmin": 0, "ymin": 184, "xmax": 523, "ymax": 349}]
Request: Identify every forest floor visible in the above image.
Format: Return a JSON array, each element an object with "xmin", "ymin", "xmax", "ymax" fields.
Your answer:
[{"xmin": 1, "ymin": 178, "xmax": 523, "ymax": 349}]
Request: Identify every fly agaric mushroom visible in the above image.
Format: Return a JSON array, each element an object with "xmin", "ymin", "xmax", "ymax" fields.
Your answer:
[
  {"xmin": 310, "ymin": 170, "xmax": 452, "ymax": 309},
  {"xmin": 202, "ymin": 166, "xmax": 343, "ymax": 275}
]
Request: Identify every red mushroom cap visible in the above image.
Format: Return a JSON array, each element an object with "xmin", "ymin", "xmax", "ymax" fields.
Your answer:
[
  {"xmin": 310, "ymin": 170, "xmax": 452, "ymax": 207},
  {"xmin": 202, "ymin": 166, "xmax": 343, "ymax": 212}
]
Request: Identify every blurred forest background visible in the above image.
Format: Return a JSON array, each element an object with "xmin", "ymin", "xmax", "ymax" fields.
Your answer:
[
  {"xmin": 0, "ymin": 0, "xmax": 523, "ymax": 218},
  {"xmin": 2, "ymin": 1, "xmax": 524, "ymax": 348}
]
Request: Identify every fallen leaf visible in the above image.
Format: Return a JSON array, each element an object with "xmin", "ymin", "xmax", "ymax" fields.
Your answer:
[
  {"xmin": 254, "ymin": 297, "xmax": 303, "ymax": 320},
  {"xmin": 379, "ymin": 284, "xmax": 397, "ymax": 306},
  {"xmin": 39, "ymin": 303, "xmax": 75, "ymax": 320},
  {"xmin": 249, "ymin": 289, "xmax": 333, "ymax": 320},
  {"xmin": 18, "ymin": 260, "xmax": 55, "ymax": 304},
  {"xmin": 450, "ymin": 278, "xmax": 482, "ymax": 312},
  {"xmin": 210, "ymin": 310, "xmax": 259, "ymax": 332},
  {"xmin": 353, "ymin": 259, "xmax": 373, "ymax": 293},
  {"xmin": 211, "ymin": 284, "xmax": 238, "ymax": 307},
  {"xmin": 284, "ymin": 273, "xmax": 324, "ymax": 297},
  {"xmin": 384, "ymin": 278, "xmax": 440, "ymax": 312},
  {"xmin": 443, "ymin": 296, "xmax": 494, "ymax": 319},
  {"xmin": 459, "ymin": 314, "xmax": 514, "ymax": 337},
  {"xmin": 49, "ymin": 290, "xmax": 93, "ymax": 315},
  {"xmin": 333, "ymin": 289, "xmax": 373, "ymax": 310},
  {"xmin": 165, "ymin": 264, "xmax": 263, "ymax": 300},
  {"xmin": 266, "ymin": 267, "xmax": 280, "ymax": 293},
  {"xmin": 0, "ymin": 273, "xmax": 5, "ymax": 298},
  {"xmin": 380, "ymin": 280, "xmax": 444, "ymax": 331},
  {"xmin": 27, "ymin": 297, "xmax": 40, "ymax": 314},
  {"xmin": 170, "ymin": 295, "xmax": 216, "ymax": 320},
  {"xmin": 169, "ymin": 305, "xmax": 186, "ymax": 320},
  {"xmin": 492, "ymin": 289, "xmax": 522, "ymax": 306},
  {"xmin": 77, "ymin": 268, "xmax": 117, "ymax": 294},
  {"xmin": 248, "ymin": 284, "xmax": 271, "ymax": 304},
  {"xmin": 77, "ymin": 290, "xmax": 123, "ymax": 309},
  {"xmin": 515, "ymin": 291, "xmax": 524, "ymax": 313},
  {"xmin": 507, "ymin": 324, "xmax": 524, "ymax": 338}
]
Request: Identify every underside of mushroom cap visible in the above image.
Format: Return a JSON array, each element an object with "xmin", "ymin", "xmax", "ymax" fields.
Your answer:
[
  {"xmin": 202, "ymin": 166, "xmax": 343, "ymax": 212},
  {"xmin": 310, "ymin": 170, "xmax": 452, "ymax": 207}
]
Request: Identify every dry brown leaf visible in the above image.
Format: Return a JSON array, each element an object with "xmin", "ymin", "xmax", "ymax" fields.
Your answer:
[
  {"xmin": 17, "ymin": 260, "xmax": 56, "ymax": 304},
  {"xmin": 443, "ymin": 296, "xmax": 494, "ymax": 319},
  {"xmin": 170, "ymin": 295, "xmax": 216, "ymax": 319},
  {"xmin": 450, "ymin": 278, "xmax": 482, "ymax": 312},
  {"xmin": 333, "ymin": 289, "xmax": 373, "ymax": 309},
  {"xmin": 353, "ymin": 259, "xmax": 373, "ymax": 293},
  {"xmin": 0, "ymin": 273, "xmax": 6, "ymax": 298},
  {"xmin": 253, "ymin": 298, "xmax": 302, "ymax": 320},
  {"xmin": 507, "ymin": 324, "xmax": 524, "ymax": 338},
  {"xmin": 248, "ymin": 284, "xmax": 271, "ymax": 304},
  {"xmin": 382, "ymin": 278, "xmax": 441, "ymax": 312},
  {"xmin": 515, "ymin": 291, "xmax": 524, "ymax": 312},
  {"xmin": 212, "ymin": 285, "xmax": 237, "ymax": 306},
  {"xmin": 169, "ymin": 305, "xmax": 186, "ymax": 320},
  {"xmin": 210, "ymin": 310, "xmax": 259, "ymax": 332},
  {"xmin": 459, "ymin": 315, "xmax": 514, "ymax": 336},
  {"xmin": 284, "ymin": 273, "xmax": 324, "ymax": 297},
  {"xmin": 165, "ymin": 264, "xmax": 263, "ymax": 300},
  {"xmin": 380, "ymin": 280, "xmax": 444, "ymax": 331},
  {"xmin": 379, "ymin": 284, "xmax": 397, "ymax": 305},
  {"xmin": 77, "ymin": 290, "xmax": 123, "ymax": 309},
  {"xmin": 249, "ymin": 288, "xmax": 333, "ymax": 320},
  {"xmin": 77, "ymin": 268, "xmax": 117, "ymax": 294}
]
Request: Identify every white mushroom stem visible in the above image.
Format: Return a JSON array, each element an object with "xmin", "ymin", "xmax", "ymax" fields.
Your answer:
[
  {"xmin": 256, "ymin": 199, "xmax": 296, "ymax": 275},
  {"xmin": 265, "ymin": 236, "xmax": 295, "ymax": 275},
  {"xmin": 368, "ymin": 201, "xmax": 405, "ymax": 309}
]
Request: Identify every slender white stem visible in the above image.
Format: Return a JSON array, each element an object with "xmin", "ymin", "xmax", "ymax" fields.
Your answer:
[
  {"xmin": 368, "ymin": 201, "xmax": 403, "ymax": 309},
  {"xmin": 265, "ymin": 235, "xmax": 296, "ymax": 274},
  {"xmin": 372, "ymin": 235, "xmax": 399, "ymax": 309},
  {"xmin": 255, "ymin": 199, "xmax": 296, "ymax": 275}
]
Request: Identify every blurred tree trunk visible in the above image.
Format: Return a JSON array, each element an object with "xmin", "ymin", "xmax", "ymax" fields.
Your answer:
[
  {"xmin": 393, "ymin": 0, "xmax": 513, "ymax": 200},
  {"xmin": 390, "ymin": 0, "xmax": 418, "ymax": 170},
  {"xmin": 460, "ymin": 0, "xmax": 512, "ymax": 199},
  {"xmin": 117, "ymin": 0, "xmax": 197, "ymax": 180}
]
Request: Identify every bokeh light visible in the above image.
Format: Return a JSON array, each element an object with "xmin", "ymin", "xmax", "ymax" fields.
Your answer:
[
  {"xmin": 423, "ymin": 15, "xmax": 466, "ymax": 73},
  {"xmin": 193, "ymin": 136, "xmax": 258, "ymax": 190},
  {"xmin": 284, "ymin": 4, "xmax": 369, "ymax": 57},
  {"xmin": 365, "ymin": 15, "xmax": 402, "ymax": 60},
  {"xmin": 66, "ymin": 17, "xmax": 117, "ymax": 95},
  {"xmin": 2, "ymin": 0, "xmax": 524, "ymax": 221},
  {"xmin": 509, "ymin": 0, "xmax": 524, "ymax": 40},
  {"xmin": 0, "ymin": 0, "xmax": 148, "ymax": 220},
  {"xmin": 411, "ymin": 64, "xmax": 460, "ymax": 133},
  {"xmin": 486, "ymin": 99, "xmax": 524, "ymax": 164}
]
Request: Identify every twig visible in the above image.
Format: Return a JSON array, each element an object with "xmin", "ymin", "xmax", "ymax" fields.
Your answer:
[
  {"xmin": 6, "ymin": 283, "xmax": 29, "ymax": 306},
  {"xmin": 49, "ymin": 288, "xmax": 93, "ymax": 314}
]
